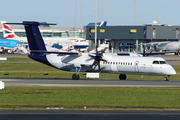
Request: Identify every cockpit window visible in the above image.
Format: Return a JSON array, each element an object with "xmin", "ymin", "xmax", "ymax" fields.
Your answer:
[
  {"xmin": 153, "ymin": 61, "xmax": 159, "ymax": 64},
  {"xmin": 80, "ymin": 40, "xmax": 86, "ymax": 42},
  {"xmin": 153, "ymin": 61, "xmax": 167, "ymax": 64},
  {"xmin": 159, "ymin": 61, "xmax": 166, "ymax": 64}
]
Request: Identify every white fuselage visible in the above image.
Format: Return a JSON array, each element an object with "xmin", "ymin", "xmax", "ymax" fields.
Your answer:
[
  {"xmin": 44, "ymin": 53, "xmax": 176, "ymax": 76},
  {"xmin": 162, "ymin": 42, "xmax": 180, "ymax": 52}
]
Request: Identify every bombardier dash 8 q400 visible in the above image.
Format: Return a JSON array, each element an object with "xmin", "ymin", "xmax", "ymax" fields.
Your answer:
[{"xmin": 6, "ymin": 21, "xmax": 176, "ymax": 81}]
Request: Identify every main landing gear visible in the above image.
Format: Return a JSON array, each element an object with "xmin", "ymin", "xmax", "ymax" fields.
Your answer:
[
  {"xmin": 72, "ymin": 67, "xmax": 82, "ymax": 80},
  {"xmin": 119, "ymin": 74, "xmax": 126, "ymax": 80},
  {"xmin": 164, "ymin": 76, "xmax": 170, "ymax": 81},
  {"xmin": 72, "ymin": 74, "xmax": 79, "ymax": 80}
]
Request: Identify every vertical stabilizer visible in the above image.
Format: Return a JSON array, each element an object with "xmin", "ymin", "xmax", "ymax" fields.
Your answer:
[
  {"xmin": 99, "ymin": 21, "xmax": 107, "ymax": 26},
  {"xmin": 1, "ymin": 21, "xmax": 17, "ymax": 39},
  {"xmin": 23, "ymin": 21, "xmax": 47, "ymax": 51}
]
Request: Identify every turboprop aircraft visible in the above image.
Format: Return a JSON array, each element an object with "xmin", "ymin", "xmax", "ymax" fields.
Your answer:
[{"xmin": 6, "ymin": 21, "xmax": 176, "ymax": 81}]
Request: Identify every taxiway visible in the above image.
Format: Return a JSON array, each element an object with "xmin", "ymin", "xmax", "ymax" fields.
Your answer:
[{"xmin": 2, "ymin": 78, "xmax": 180, "ymax": 87}]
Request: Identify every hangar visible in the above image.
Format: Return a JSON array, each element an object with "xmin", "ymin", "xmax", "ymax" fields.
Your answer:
[{"xmin": 84, "ymin": 21, "xmax": 180, "ymax": 53}]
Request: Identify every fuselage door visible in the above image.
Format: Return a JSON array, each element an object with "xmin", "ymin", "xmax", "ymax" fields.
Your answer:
[{"xmin": 134, "ymin": 61, "xmax": 139, "ymax": 72}]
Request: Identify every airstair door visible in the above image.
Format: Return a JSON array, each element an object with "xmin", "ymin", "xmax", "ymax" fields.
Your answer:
[{"xmin": 134, "ymin": 61, "xmax": 139, "ymax": 72}]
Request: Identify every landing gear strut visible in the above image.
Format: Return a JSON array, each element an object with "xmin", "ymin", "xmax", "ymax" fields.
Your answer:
[
  {"xmin": 119, "ymin": 74, "xmax": 126, "ymax": 80},
  {"xmin": 72, "ymin": 67, "xmax": 82, "ymax": 80},
  {"xmin": 164, "ymin": 76, "xmax": 170, "ymax": 81}
]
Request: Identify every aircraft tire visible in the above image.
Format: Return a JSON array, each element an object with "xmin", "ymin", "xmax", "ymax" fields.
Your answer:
[
  {"xmin": 119, "ymin": 74, "xmax": 126, "ymax": 80},
  {"xmin": 76, "ymin": 74, "xmax": 80, "ymax": 79},
  {"xmin": 72, "ymin": 74, "xmax": 80, "ymax": 80},
  {"xmin": 164, "ymin": 77, "xmax": 169, "ymax": 81}
]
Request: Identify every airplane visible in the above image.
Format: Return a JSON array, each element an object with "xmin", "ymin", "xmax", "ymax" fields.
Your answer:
[
  {"xmin": 1, "ymin": 21, "xmax": 89, "ymax": 51},
  {"xmin": 0, "ymin": 38, "xmax": 21, "ymax": 53},
  {"xmin": 139, "ymin": 40, "xmax": 180, "ymax": 55},
  {"xmin": 6, "ymin": 21, "xmax": 176, "ymax": 81}
]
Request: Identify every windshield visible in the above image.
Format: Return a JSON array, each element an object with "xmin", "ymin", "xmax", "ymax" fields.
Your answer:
[{"xmin": 152, "ymin": 60, "xmax": 167, "ymax": 64}]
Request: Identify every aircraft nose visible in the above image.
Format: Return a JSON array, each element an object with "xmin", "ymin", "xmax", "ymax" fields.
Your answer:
[
  {"xmin": 170, "ymin": 68, "xmax": 176, "ymax": 75},
  {"xmin": 168, "ymin": 66, "xmax": 176, "ymax": 75}
]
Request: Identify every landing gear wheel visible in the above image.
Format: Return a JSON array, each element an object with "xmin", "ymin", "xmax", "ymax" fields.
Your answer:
[
  {"xmin": 119, "ymin": 74, "xmax": 126, "ymax": 80},
  {"xmin": 175, "ymin": 52, "xmax": 179, "ymax": 55},
  {"xmin": 164, "ymin": 77, "xmax": 169, "ymax": 81},
  {"xmin": 72, "ymin": 74, "xmax": 79, "ymax": 80}
]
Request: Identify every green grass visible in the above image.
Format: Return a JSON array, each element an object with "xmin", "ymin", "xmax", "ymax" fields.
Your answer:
[
  {"xmin": 0, "ymin": 87, "xmax": 180, "ymax": 110},
  {"xmin": 0, "ymin": 62, "xmax": 179, "ymax": 80},
  {"xmin": 7, "ymin": 57, "xmax": 34, "ymax": 61}
]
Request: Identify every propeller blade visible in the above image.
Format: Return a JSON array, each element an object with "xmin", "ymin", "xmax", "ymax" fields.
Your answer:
[
  {"xmin": 143, "ymin": 45, "xmax": 145, "ymax": 57},
  {"xmin": 95, "ymin": 44, "xmax": 98, "ymax": 56},
  {"xmin": 89, "ymin": 60, "xmax": 96, "ymax": 69},
  {"xmin": 89, "ymin": 54, "xmax": 96, "ymax": 59},
  {"xmin": 98, "ymin": 61, "xmax": 101, "ymax": 72},
  {"xmin": 101, "ymin": 47, "xmax": 107, "ymax": 55}
]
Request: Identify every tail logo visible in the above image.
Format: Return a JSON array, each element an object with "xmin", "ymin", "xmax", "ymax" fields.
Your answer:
[
  {"xmin": 1, "ymin": 21, "xmax": 17, "ymax": 39},
  {"xmin": 2, "ymin": 23, "xmax": 12, "ymax": 31}
]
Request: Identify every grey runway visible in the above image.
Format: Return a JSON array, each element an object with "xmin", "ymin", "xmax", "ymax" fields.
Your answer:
[
  {"xmin": 0, "ymin": 110, "xmax": 180, "ymax": 120},
  {"xmin": 1, "ymin": 78, "xmax": 180, "ymax": 87}
]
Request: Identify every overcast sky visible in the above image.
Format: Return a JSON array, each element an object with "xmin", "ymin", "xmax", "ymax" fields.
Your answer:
[{"xmin": 1, "ymin": 0, "xmax": 180, "ymax": 27}]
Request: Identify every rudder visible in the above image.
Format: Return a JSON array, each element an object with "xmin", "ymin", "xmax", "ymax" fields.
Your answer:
[{"xmin": 23, "ymin": 21, "xmax": 47, "ymax": 51}]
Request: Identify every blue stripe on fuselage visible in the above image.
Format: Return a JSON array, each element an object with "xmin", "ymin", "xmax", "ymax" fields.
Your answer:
[{"xmin": 74, "ymin": 45, "xmax": 88, "ymax": 48}]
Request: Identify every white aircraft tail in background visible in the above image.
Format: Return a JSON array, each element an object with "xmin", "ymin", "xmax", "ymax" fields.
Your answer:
[{"xmin": 1, "ymin": 21, "xmax": 18, "ymax": 39}]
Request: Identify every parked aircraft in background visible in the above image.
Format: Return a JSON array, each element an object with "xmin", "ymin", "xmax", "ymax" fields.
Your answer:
[
  {"xmin": 1, "ymin": 21, "xmax": 89, "ymax": 51},
  {"xmin": 7, "ymin": 21, "xmax": 176, "ymax": 81},
  {"xmin": 140, "ymin": 40, "xmax": 180, "ymax": 55},
  {"xmin": 0, "ymin": 38, "xmax": 28, "ymax": 53}
]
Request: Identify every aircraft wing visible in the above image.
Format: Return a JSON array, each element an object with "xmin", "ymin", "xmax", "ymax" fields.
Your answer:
[
  {"xmin": 138, "ymin": 42, "xmax": 169, "ymax": 46},
  {"xmin": 30, "ymin": 50, "xmax": 82, "ymax": 56},
  {"xmin": 117, "ymin": 51, "xmax": 176, "ymax": 57},
  {"xmin": 137, "ymin": 51, "xmax": 176, "ymax": 56}
]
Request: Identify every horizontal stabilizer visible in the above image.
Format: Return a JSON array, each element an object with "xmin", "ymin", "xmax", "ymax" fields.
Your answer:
[
  {"xmin": 30, "ymin": 50, "xmax": 82, "ymax": 56},
  {"xmin": 6, "ymin": 21, "xmax": 56, "ymax": 26}
]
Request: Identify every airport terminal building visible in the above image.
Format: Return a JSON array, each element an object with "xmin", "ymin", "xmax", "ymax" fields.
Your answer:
[
  {"xmin": 0, "ymin": 26, "xmax": 83, "ymax": 38},
  {"xmin": 84, "ymin": 21, "xmax": 180, "ymax": 53}
]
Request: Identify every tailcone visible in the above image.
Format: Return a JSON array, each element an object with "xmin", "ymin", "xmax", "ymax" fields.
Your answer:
[{"xmin": 28, "ymin": 53, "xmax": 51, "ymax": 66}]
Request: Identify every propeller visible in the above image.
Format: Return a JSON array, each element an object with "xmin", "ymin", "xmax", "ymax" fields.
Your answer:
[
  {"xmin": 143, "ymin": 45, "xmax": 146, "ymax": 57},
  {"xmin": 142, "ymin": 44, "xmax": 154, "ymax": 57},
  {"xmin": 89, "ymin": 44, "xmax": 107, "ymax": 72}
]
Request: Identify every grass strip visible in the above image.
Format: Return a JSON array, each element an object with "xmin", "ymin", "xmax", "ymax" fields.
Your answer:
[
  {"xmin": 7, "ymin": 57, "xmax": 34, "ymax": 61},
  {"xmin": 0, "ymin": 87, "xmax": 180, "ymax": 110}
]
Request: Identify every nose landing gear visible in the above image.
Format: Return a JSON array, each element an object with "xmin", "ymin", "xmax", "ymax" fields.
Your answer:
[{"xmin": 164, "ymin": 76, "xmax": 170, "ymax": 81}]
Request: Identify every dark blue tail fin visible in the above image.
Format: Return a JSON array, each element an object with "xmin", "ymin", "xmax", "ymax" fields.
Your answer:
[
  {"xmin": 23, "ymin": 21, "xmax": 46, "ymax": 51},
  {"xmin": 5, "ymin": 21, "xmax": 56, "ymax": 66}
]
